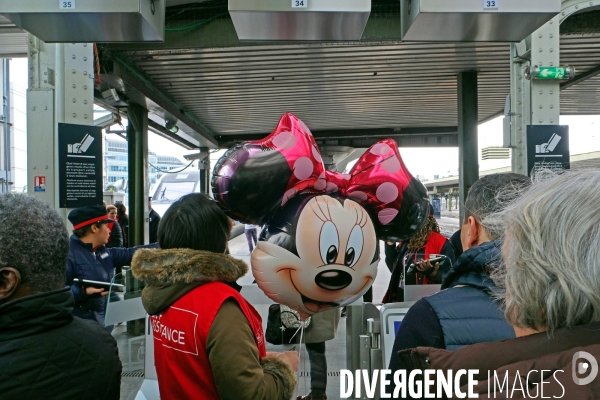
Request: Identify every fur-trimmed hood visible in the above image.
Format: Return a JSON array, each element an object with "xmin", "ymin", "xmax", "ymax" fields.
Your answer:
[
  {"xmin": 131, "ymin": 248, "xmax": 249, "ymax": 314},
  {"xmin": 131, "ymin": 248, "xmax": 248, "ymax": 285}
]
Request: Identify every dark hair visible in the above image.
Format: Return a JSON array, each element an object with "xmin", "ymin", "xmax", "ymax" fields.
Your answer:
[
  {"xmin": 0, "ymin": 194, "xmax": 70, "ymax": 293},
  {"xmin": 158, "ymin": 193, "xmax": 230, "ymax": 253},
  {"xmin": 115, "ymin": 203, "xmax": 127, "ymax": 219},
  {"xmin": 464, "ymin": 173, "xmax": 531, "ymax": 239},
  {"xmin": 73, "ymin": 221, "xmax": 106, "ymax": 238},
  {"xmin": 407, "ymin": 215, "xmax": 440, "ymax": 252}
]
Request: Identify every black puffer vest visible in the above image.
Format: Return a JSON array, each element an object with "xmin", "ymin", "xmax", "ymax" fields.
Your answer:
[{"xmin": 424, "ymin": 241, "xmax": 515, "ymax": 350}]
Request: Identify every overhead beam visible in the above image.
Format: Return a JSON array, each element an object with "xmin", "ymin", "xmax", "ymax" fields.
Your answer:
[
  {"xmin": 103, "ymin": 49, "xmax": 218, "ymax": 147},
  {"xmin": 147, "ymin": 120, "xmax": 198, "ymax": 150},
  {"xmin": 478, "ymin": 63, "xmax": 600, "ymax": 125},
  {"xmin": 217, "ymin": 128, "xmax": 458, "ymax": 148},
  {"xmin": 479, "ymin": 110, "xmax": 504, "ymax": 125},
  {"xmin": 318, "ymin": 134, "xmax": 458, "ymax": 149},
  {"xmin": 93, "ymin": 97, "xmax": 202, "ymax": 151},
  {"xmin": 561, "ymin": 64, "xmax": 600, "ymax": 90},
  {"xmin": 560, "ymin": 9, "xmax": 600, "ymax": 35},
  {"xmin": 217, "ymin": 126, "xmax": 457, "ymax": 143}
]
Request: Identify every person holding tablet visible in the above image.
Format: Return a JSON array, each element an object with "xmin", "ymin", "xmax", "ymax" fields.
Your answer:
[{"xmin": 66, "ymin": 205, "xmax": 155, "ymax": 328}]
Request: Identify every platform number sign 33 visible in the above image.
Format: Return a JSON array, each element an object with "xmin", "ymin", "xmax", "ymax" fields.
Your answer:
[
  {"xmin": 292, "ymin": 0, "xmax": 307, "ymax": 8},
  {"xmin": 484, "ymin": 0, "xmax": 498, "ymax": 9},
  {"xmin": 60, "ymin": 0, "xmax": 75, "ymax": 9}
]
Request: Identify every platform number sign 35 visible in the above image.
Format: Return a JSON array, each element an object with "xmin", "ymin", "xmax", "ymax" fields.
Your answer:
[
  {"xmin": 292, "ymin": 0, "xmax": 307, "ymax": 8},
  {"xmin": 484, "ymin": 0, "xmax": 498, "ymax": 9},
  {"xmin": 60, "ymin": 0, "xmax": 75, "ymax": 9}
]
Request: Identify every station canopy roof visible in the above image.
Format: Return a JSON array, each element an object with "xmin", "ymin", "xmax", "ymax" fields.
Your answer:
[{"xmin": 3, "ymin": 0, "xmax": 600, "ymax": 149}]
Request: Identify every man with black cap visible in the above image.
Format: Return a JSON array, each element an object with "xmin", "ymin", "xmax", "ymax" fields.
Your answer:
[{"xmin": 66, "ymin": 204, "xmax": 154, "ymax": 328}]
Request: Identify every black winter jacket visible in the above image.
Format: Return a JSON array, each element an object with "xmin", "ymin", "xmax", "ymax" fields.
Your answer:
[
  {"xmin": 148, "ymin": 209, "xmax": 161, "ymax": 244},
  {"xmin": 0, "ymin": 288, "xmax": 122, "ymax": 400},
  {"xmin": 117, "ymin": 215, "xmax": 129, "ymax": 248},
  {"xmin": 106, "ymin": 220, "xmax": 123, "ymax": 248}
]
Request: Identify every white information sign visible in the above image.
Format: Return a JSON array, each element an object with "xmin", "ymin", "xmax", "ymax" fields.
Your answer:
[
  {"xmin": 60, "ymin": 0, "xmax": 75, "ymax": 9},
  {"xmin": 292, "ymin": 0, "xmax": 308, "ymax": 8},
  {"xmin": 484, "ymin": 0, "xmax": 498, "ymax": 9}
]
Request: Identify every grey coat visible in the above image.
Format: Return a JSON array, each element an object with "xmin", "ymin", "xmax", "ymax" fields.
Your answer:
[{"xmin": 302, "ymin": 307, "xmax": 341, "ymax": 343}]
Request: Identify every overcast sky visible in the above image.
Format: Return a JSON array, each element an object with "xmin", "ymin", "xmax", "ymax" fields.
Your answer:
[{"xmin": 11, "ymin": 58, "xmax": 600, "ymax": 180}]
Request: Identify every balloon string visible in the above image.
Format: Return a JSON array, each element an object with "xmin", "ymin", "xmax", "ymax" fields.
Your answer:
[
  {"xmin": 289, "ymin": 324, "xmax": 303, "ymax": 342},
  {"xmin": 294, "ymin": 325, "xmax": 305, "ymax": 398},
  {"xmin": 296, "ymin": 324, "xmax": 306, "ymax": 397}
]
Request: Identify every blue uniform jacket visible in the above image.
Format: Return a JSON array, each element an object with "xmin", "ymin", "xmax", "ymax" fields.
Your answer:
[{"xmin": 66, "ymin": 235, "xmax": 154, "ymax": 326}]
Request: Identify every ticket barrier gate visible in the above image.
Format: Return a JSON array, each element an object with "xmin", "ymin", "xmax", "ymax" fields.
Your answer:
[{"xmin": 345, "ymin": 302, "xmax": 415, "ymax": 399}]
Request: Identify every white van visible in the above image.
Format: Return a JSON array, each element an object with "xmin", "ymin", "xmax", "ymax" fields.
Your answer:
[{"xmin": 150, "ymin": 170, "xmax": 201, "ymax": 217}]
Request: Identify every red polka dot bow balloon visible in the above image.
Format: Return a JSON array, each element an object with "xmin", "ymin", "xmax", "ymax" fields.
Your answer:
[
  {"xmin": 329, "ymin": 139, "xmax": 430, "ymax": 242},
  {"xmin": 212, "ymin": 113, "xmax": 428, "ymax": 315}
]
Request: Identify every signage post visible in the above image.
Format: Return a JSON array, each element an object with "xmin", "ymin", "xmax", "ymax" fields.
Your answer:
[
  {"xmin": 58, "ymin": 123, "xmax": 103, "ymax": 208},
  {"xmin": 526, "ymin": 125, "xmax": 570, "ymax": 177}
]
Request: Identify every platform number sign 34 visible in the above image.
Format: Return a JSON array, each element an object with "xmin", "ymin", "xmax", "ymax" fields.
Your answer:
[
  {"xmin": 60, "ymin": 0, "xmax": 75, "ymax": 9},
  {"xmin": 484, "ymin": 0, "xmax": 498, "ymax": 9},
  {"xmin": 292, "ymin": 0, "xmax": 307, "ymax": 8}
]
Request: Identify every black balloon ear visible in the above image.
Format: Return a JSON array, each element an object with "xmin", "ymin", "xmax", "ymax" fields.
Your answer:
[
  {"xmin": 212, "ymin": 113, "xmax": 325, "ymax": 225},
  {"xmin": 211, "ymin": 143, "xmax": 292, "ymax": 224}
]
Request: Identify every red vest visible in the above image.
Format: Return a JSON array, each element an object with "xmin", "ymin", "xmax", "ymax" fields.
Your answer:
[
  {"xmin": 422, "ymin": 231, "xmax": 448, "ymax": 285},
  {"xmin": 149, "ymin": 282, "xmax": 266, "ymax": 400}
]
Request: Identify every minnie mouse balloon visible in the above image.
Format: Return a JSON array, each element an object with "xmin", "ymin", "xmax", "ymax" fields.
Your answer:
[{"xmin": 212, "ymin": 113, "xmax": 428, "ymax": 315}]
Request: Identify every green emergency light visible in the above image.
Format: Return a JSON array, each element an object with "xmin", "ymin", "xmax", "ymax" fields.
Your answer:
[{"xmin": 526, "ymin": 66, "xmax": 576, "ymax": 80}]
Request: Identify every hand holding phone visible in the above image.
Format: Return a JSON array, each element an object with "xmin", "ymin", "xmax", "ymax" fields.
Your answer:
[{"xmin": 406, "ymin": 255, "xmax": 447, "ymax": 275}]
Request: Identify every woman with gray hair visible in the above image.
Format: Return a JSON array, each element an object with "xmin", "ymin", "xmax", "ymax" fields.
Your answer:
[{"xmin": 395, "ymin": 170, "xmax": 600, "ymax": 398}]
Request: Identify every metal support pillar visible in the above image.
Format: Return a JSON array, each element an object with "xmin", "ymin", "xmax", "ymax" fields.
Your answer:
[
  {"xmin": 0, "ymin": 59, "xmax": 11, "ymax": 194},
  {"xmin": 531, "ymin": 17, "xmax": 561, "ymax": 126},
  {"xmin": 27, "ymin": 35, "xmax": 94, "ymax": 225},
  {"xmin": 126, "ymin": 103, "xmax": 149, "ymax": 337},
  {"xmin": 199, "ymin": 146, "xmax": 210, "ymax": 195},
  {"xmin": 509, "ymin": 42, "xmax": 530, "ymax": 175},
  {"xmin": 511, "ymin": 15, "xmax": 561, "ymax": 174},
  {"xmin": 127, "ymin": 103, "xmax": 149, "ymax": 246},
  {"xmin": 457, "ymin": 71, "xmax": 479, "ymax": 223}
]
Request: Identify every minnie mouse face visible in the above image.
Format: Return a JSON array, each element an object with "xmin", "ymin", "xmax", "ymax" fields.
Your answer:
[
  {"xmin": 251, "ymin": 195, "xmax": 378, "ymax": 315},
  {"xmin": 213, "ymin": 113, "xmax": 428, "ymax": 315}
]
